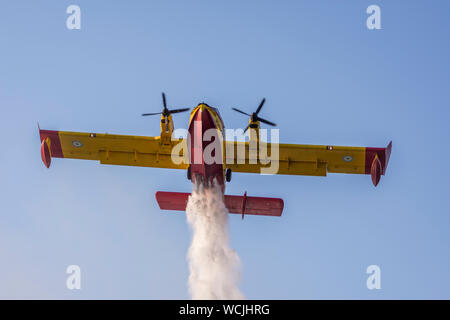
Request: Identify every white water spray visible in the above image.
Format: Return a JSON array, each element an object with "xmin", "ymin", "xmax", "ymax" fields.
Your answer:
[{"xmin": 186, "ymin": 182, "xmax": 244, "ymax": 300}]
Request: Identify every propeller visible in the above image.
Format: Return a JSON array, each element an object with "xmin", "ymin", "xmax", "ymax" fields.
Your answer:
[
  {"xmin": 142, "ymin": 92, "xmax": 189, "ymax": 117},
  {"xmin": 232, "ymin": 98, "xmax": 276, "ymax": 132}
]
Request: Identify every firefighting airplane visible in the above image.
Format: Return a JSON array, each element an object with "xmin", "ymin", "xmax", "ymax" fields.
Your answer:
[{"xmin": 38, "ymin": 93, "xmax": 392, "ymax": 218}]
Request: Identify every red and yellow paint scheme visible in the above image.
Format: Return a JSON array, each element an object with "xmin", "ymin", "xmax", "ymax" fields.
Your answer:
[{"xmin": 38, "ymin": 102, "xmax": 391, "ymax": 218}]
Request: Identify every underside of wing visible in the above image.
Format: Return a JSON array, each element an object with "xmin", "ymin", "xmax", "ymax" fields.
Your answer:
[
  {"xmin": 224, "ymin": 141, "xmax": 392, "ymax": 186},
  {"xmin": 39, "ymin": 128, "xmax": 189, "ymax": 169}
]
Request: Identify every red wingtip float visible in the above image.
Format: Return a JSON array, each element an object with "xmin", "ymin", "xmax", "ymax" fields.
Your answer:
[
  {"xmin": 38, "ymin": 127, "xmax": 64, "ymax": 169},
  {"xmin": 38, "ymin": 94, "xmax": 392, "ymax": 217},
  {"xmin": 40, "ymin": 138, "xmax": 51, "ymax": 168},
  {"xmin": 366, "ymin": 141, "xmax": 392, "ymax": 186}
]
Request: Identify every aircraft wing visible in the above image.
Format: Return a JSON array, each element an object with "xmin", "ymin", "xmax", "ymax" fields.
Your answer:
[
  {"xmin": 224, "ymin": 141, "xmax": 392, "ymax": 186},
  {"xmin": 39, "ymin": 128, "xmax": 189, "ymax": 169}
]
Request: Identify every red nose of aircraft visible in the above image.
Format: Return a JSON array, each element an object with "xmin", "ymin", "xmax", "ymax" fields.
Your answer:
[{"xmin": 187, "ymin": 105, "xmax": 224, "ymax": 187}]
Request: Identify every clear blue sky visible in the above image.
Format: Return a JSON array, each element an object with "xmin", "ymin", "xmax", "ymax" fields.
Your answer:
[{"xmin": 1, "ymin": 0, "xmax": 449, "ymax": 299}]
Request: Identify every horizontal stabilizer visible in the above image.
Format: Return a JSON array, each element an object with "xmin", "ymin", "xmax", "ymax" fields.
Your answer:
[
  {"xmin": 155, "ymin": 191, "xmax": 283, "ymax": 218},
  {"xmin": 155, "ymin": 191, "xmax": 190, "ymax": 211}
]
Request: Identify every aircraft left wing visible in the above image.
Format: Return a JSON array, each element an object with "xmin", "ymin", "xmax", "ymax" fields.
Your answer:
[
  {"xmin": 39, "ymin": 128, "xmax": 189, "ymax": 169},
  {"xmin": 224, "ymin": 140, "xmax": 392, "ymax": 186}
]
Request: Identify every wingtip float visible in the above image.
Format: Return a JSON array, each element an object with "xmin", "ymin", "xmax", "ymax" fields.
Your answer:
[
  {"xmin": 366, "ymin": 141, "xmax": 392, "ymax": 187},
  {"xmin": 38, "ymin": 95, "xmax": 392, "ymax": 217}
]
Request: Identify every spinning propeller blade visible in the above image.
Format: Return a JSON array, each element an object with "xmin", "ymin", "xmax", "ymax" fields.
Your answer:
[
  {"xmin": 232, "ymin": 98, "xmax": 276, "ymax": 132},
  {"xmin": 142, "ymin": 92, "xmax": 190, "ymax": 117}
]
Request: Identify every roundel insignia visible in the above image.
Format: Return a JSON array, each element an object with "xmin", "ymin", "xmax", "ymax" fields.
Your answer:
[
  {"xmin": 343, "ymin": 155, "xmax": 353, "ymax": 162},
  {"xmin": 72, "ymin": 140, "xmax": 83, "ymax": 148}
]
